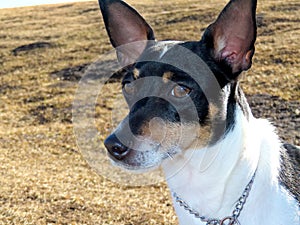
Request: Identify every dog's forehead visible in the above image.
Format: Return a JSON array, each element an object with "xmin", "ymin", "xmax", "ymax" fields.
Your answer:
[
  {"xmin": 133, "ymin": 40, "xmax": 200, "ymax": 79},
  {"xmin": 146, "ymin": 40, "xmax": 183, "ymax": 59},
  {"xmin": 135, "ymin": 41, "xmax": 182, "ymax": 73}
]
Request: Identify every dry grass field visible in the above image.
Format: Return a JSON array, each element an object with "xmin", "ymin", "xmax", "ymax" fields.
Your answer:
[{"xmin": 0, "ymin": 0, "xmax": 299, "ymax": 224}]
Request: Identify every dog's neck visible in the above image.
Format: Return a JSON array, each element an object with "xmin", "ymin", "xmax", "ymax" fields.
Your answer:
[{"xmin": 162, "ymin": 102, "xmax": 261, "ymax": 222}]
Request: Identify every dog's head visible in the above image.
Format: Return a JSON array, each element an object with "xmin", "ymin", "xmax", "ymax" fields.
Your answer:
[{"xmin": 99, "ymin": 0, "xmax": 257, "ymax": 171}]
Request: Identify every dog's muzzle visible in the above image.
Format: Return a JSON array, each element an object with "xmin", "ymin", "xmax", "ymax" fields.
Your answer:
[{"xmin": 104, "ymin": 134, "xmax": 130, "ymax": 160}]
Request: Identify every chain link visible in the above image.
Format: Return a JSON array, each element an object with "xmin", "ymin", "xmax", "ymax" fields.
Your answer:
[{"xmin": 173, "ymin": 171, "xmax": 256, "ymax": 225}]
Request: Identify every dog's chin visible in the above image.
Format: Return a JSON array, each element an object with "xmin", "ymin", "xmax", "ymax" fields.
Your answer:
[{"xmin": 109, "ymin": 158, "xmax": 161, "ymax": 173}]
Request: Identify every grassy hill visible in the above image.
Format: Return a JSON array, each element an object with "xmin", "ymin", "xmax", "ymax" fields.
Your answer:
[{"xmin": 0, "ymin": 0, "xmax": 299, "ymax": 224}]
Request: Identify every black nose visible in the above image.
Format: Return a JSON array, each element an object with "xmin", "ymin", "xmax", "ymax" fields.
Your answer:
[{"xmin": 104, "ymin": 134, "xmax": 130, "ymax": 160}]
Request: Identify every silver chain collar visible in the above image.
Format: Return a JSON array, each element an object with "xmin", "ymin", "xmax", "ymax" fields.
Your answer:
[{"xmin": 172, "ymin": 171, "xmax": 256, "ymax": 225}]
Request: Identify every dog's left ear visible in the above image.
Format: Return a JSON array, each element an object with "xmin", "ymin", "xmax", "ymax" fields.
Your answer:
[{"xmin": 202, "ymin": 0, "xmax": 257, "ymax": 78}]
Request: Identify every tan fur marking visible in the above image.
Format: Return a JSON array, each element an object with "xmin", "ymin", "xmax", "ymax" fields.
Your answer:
[
  {"xmin": 133, "ymin": 68, "xmax": 140, "ymax": 79},
  {"xmin": 162, "ymin": 71, "xmax": 173, "ymax": 83},
  {"xmin": 137, "ymin": 104, "xmax": 218, "ymax": 152},
  {"xmin": 137, "ymin": 104, "xmax": 219, "ymax": 152},
  {"xmin": 139, "ymin": 118, "xmax": 212, "ymax": 151},
  {"xmin": 186, "ymin": 122, "xmax": 212, "ymax": 150},
  {"xmin": 209, "ymin": 103, "xmax": 219, "ymax": 118}
]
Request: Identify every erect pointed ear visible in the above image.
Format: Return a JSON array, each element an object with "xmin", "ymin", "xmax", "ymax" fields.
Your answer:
[
  {"xmin": 202, "ymin": 0, "xmax": 257, "ymax": 78},
  {"xmin": 99, "ymin": 0, "xmax": 155, "ymax": 66}
]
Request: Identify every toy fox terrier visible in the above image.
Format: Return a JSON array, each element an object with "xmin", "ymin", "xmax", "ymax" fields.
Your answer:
[{"xmin": 98, "ymin": 0, "xmax": 299, "ymax": 224}]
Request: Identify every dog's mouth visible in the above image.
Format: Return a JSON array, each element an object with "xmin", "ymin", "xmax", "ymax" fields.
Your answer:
[{"xmin": 107, "ymin": 144, "xmax": 180, "ymax": 172}]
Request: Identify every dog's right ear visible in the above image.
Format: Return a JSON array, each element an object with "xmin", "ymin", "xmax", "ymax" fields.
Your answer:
[{"xmin": 99, "ymin": 0, "xmax": 155, "ymax": 66}]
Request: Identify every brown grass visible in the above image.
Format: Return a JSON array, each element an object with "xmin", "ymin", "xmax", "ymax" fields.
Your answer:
[{"xmin": 0, "ymin": 0, "xmax": 299, "ymax": 224}]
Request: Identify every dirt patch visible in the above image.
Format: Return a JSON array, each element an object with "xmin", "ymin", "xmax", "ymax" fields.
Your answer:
[
  {"xmin": 80, "ymin": 8, "xmax": 99, "ymax": 14},
  {"xmin": 29, "ymin": 104, "xmax": 73, "ymax": 124},
  {"xmin": 269, "ymin": 2, "xmax": 300, "ymax": 12},
  {"xmin": 50, "ymin": 63, "xmax": 90, "ymax": 81},
  {"xmin": 12, "ymin": 41, "xmax": 54, "ymax": 56},
  {"xmin": 50, "ymin": 61, "xmax": 125, "ymax": 83},
  {"xmin": 0, "ymin": 84, "xmax": 22, "ymax": 94}
]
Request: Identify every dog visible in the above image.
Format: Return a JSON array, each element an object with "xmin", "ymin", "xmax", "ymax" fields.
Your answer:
[{"xmin": 98, "ymin": 0, "xmax": 299, "ymax": 224}]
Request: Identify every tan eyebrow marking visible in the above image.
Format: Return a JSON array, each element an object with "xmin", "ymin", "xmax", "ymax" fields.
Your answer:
[
  {"xmin": 162, "ymin": 71, "xmax": 174, "ymax": 83},
  {"xmin": 133, "ymin": 68, "xmax": 140, "ymax": 79}
]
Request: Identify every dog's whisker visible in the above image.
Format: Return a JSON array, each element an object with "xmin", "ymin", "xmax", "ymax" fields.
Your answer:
[{"xmin": 167, "ymin": 152, "xmax": 174, "ymax": 160}]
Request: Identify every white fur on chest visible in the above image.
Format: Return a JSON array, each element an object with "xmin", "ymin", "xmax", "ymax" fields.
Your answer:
[{"xmin": 162, "ymin": 107, "xmax": 299, "ymax": 225}]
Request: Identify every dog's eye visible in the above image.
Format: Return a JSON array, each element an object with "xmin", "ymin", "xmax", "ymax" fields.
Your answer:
[
  {"xmin": 123, "ymin": 82, "xmax": 136, "ymax": 95},
  {"xmin": 171, "ymin": 85, "xmax": 191, "ymax": 98}
]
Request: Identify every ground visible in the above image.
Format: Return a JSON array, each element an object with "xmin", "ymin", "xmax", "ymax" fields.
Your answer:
[{"xmin": 0, "ymin": 0, "xmax": 299, "ymax": 224}]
